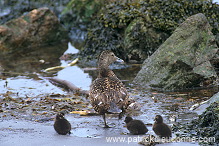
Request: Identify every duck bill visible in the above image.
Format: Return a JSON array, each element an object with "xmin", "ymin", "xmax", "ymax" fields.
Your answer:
[{"xmin": 115, "ymin": 57, "xmax": 124, "ymax": 64}]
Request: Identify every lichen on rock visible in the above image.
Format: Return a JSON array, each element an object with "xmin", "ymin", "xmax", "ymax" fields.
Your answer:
[{"xmin": 133, "ymin": 13, "xmax": 219, "ymax": 90}]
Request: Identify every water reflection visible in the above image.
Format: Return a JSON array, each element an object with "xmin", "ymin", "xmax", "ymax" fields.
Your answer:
[
  {"xmin": 0, "ymin": 41, "xmax": 93, "ymax": 97},
  {"xmin": 54, "ymin": 42, "xmax": 91, "ymax": 90},
  {"xmin": 57, "ymin": 66, "xmax": 91, "ymax": 91},
  {"xmin": 0, "ymin": 41, "xmax": 68, "ymax": 97},
  {"xmin": 0, "ymin": 76, "xmax": 66, "ymax": 97},
  {"xmin": 64, "ymin": 42, "xmax": 79, "ymax": 54},
  {"xmin": 0, "ymin": 42, "xmax": 68, "ymax": 73}
]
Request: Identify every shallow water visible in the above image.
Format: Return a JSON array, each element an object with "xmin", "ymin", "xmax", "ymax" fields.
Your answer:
[{"xmin": 0, "ymin": 43, "xmax": 218, "ymax": 145}]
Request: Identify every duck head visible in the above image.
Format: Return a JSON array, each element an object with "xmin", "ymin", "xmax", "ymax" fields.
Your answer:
[
  {"xmin": 124, "ymin": 116, "xmax": 133, "ymax": 124},
  {"xmin": 154, "ymin": 115, "xmax": 163, "ymax": 124},
  {"xmin": 98, "ymin": 50, "xmax": 123, "ymax": 68}
]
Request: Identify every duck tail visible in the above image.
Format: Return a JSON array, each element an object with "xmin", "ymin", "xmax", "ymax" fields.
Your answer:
[{"xmin": 108, "ymin": 102, "xmax": 122, "ymax": 113}]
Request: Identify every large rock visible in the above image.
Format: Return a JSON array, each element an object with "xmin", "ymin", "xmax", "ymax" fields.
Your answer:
[
  {"xmin": 133, "ymin": 13, "xmax": 219, "ymax": 90},
  {"xmin": 0, "ymin": 7, "xmax": 67, "ymax": 54}
]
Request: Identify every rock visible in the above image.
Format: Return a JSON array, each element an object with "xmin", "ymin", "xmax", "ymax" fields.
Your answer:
[
  {"xmin": 124, "ymin": 17, "xmax": 169, "ymax": 62},
  {"xmin": 182, "ymin": 102, "xmax": 219, "ymax": 145},
  {"xmin": 0, "ymin": 1, "xmax": 70, "ymax": 25},
  {"xmin": 0, "ymin": 7, "xmax": 68, "ymax": 54},
  {"xmin": 0, "ymin": 7, "xmax": 68, "ymax": 73},
  {"xmin": 79, "ymin": 0, "xmax": 219, "ymax": 64},
  {"xmin": 133, "ymin": 13, "xmax": 219, "ymax": 90},
  {"xmin": 192, "ymin": 92, "xmax": 219, "ymax": 114},
  {"xmin": 173, "ymin": 101, "xmax": 219, "ymax": 145}
]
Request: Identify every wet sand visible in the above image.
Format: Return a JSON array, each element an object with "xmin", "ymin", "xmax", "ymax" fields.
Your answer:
[{"xmin": 1, "ymin": 119, "xmax": 198, "ymax": 146}]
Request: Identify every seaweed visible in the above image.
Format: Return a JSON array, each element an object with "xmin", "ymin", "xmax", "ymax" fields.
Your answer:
[{"xmin": 79, "ymin": 0, "xmax": 219, "ymax": 62}]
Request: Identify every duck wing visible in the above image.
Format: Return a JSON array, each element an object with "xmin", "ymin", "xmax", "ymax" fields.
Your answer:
[{"xmin": 89, "ymin": 77, "xmax": 129, "ymax": 114}]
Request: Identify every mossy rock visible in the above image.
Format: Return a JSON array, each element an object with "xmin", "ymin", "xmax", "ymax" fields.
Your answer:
[
  {"xmin": 189, "ymin": 102, "xmax": 219, "ymax": 145},
  {"xmin": 175, "ymin": 102, "xmax": 219, "ymax": 145},
  {"xmin": 124, "ymin": 17, "xmax": 169, "ymax": 61},
  {"xmin": 62, "ymin": 0, "xmax": 104, "ymax": 23},
  {"xmin": 78, "ymin": 0, "xmax": 219, "ymax": 63},
  {"xmin": 133, "ymin": 13, "xmax": 218, "ymax": 90}
]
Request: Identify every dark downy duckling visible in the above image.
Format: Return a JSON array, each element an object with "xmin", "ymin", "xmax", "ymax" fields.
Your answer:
[
  {"xmin": 124, "ymin": 116, "xmax": 148, "ymax": 135},
  {"xmin": 152, "ymin": 115, "xmax": 172, "ymax": 138},
  {"xmin": 89, "ymin": 50, "xmax": 134, "ymax": 128},
  {"xmin": 54, "ymin": 112, "xmax": 71, "ymax": 135}
]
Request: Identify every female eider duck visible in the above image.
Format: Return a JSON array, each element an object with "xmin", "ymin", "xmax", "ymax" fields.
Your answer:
[
  {"xmin": 152, "ymin": 115, "xmax": 172, "ymax": 138},
  {"xmin": 89, "ymin": 50, "xmax": 133, "ymax": 128},
  {"xmin": 124, "ymin": 116, "xmax": 148, "ymax": 135},
  {"xmin": 54, "ymin": 111, "xmax": 71, "ymax": 135}
]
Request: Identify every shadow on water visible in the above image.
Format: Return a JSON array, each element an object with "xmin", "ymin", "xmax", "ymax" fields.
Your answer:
[{"xmin": 0, "ymin": 42, "xmax": 218, "ymax": 145}]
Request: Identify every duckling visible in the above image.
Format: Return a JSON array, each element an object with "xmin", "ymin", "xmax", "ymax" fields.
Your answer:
[
  {"xmin": 89, "ymin": 50, "xmax": 134, "ymax": 128},
  {"xmin": 54, "ymin": 112, "xmax": 71, "ymax": 135},
  {"xmin": 152, "ymin": 115, "xmax": 172, "ymax": 138},
  {"xmin": 124, "ymin": 116, "xmax": 148, "ymax": 135}
]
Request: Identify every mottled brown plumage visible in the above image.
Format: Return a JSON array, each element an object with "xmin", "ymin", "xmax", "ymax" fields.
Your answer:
[
  {"xmin": 54, "ymin": 112, "xmax": 71, "ymax": 135},
  {"xmin": 152, "ymin": 115, "xmax": 172, "ymax": 138},
  {"xmin": 89, "ymin": 50, "xmax": 132, "ymax": 128},
  {"xmin": 124, "ymin": 116, "xmax": 148, "ymax": 135}
]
